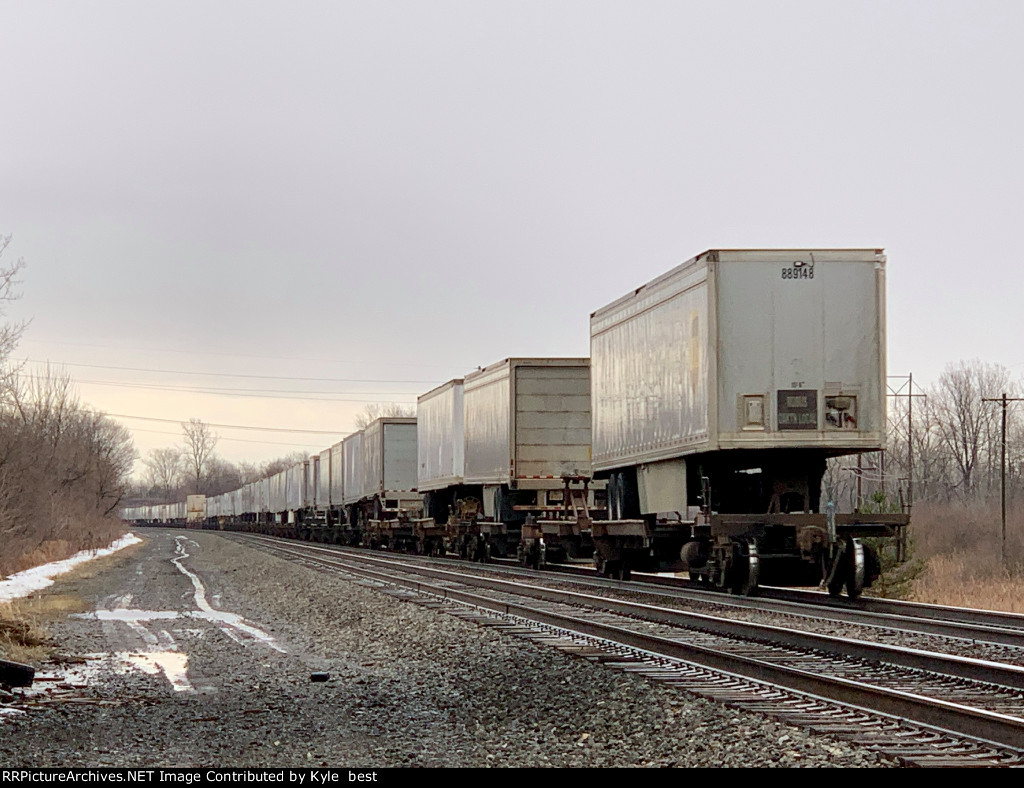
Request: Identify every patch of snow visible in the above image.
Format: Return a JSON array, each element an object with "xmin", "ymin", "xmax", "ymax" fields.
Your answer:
[{"xmin": 0, "ymin": 534, "xmax": 143, "ymax": 603}]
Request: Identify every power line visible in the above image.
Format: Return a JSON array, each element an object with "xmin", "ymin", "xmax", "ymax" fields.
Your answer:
[
  {"xmin": 128, "ymin": 427, "xmax": 327, "ymax": 449},
  {"xmin": 107, "ymin": 413, "xmax": 349, "ymax": 435},
  {"xmin": 19, "ymin": 373, "xmax": 419, "ymax": 402},
  {"xmin": 22, "ymin": 372, "xmax": 421, "ymax": 396},
  {"xmin": 20, "ymin": 337, "xmax": 454, "ymax": 370},
  {"xmin": 22, "ymin": 358, "xmax": 441, "ymax": 385}
]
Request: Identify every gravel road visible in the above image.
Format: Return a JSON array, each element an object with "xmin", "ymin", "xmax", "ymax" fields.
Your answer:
[{"xmin": 0, "ymin": 529, "xmax": 894, "ymax": 767}]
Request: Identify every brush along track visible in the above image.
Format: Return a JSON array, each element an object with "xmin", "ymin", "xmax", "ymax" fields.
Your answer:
[{"xmin": 227, "ymin": 533, "xmax": 1024, "ymax": 766}]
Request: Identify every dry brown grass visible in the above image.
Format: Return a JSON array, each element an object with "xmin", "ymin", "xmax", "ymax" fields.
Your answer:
[
  {"xmin": 910, "ymin": 554, "xmax": 1024, "ymax": 612},
  {"xmin": 901, "ymin": 502, "xmax": 1024, "ymax": 611},
  {"xmin": 1, "ymin": 516, "xmax": 128, "ymax": 578},
  {"xmin": 0, "ymin": 531, "xmax": 144, "ymax": 664},
  {"xmin": 0, "ymin": 597, "xmax": 83, "ymax": 664}
]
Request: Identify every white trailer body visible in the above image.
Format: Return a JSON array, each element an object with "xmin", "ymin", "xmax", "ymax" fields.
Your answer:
[
  {"xmin": 360, "ymin": 417, "xmax": 419, "ymax": 503},
  {"xmin": 305, "ymin": 456, "xmax": 319, "ymax": 508},
  {"xmin": 329, "ymin": 441, "xmax": 345, "ymax": 506},
  {"xmin": 268, "ymin": 470, "xmax": 287, "ymax": 512},
  {"xmin": 590, "ymin": 248, "xmax": 887, "ymax": 514},
  {"xmin": 342, "ymin": 432, "xmax": 364, "ymax": 506},
  {"xmin": 240, "ymin": 483, "xmax": 254, "ymax": 516},
  {"xmin": 417, "ymin": 379, "xmax": 465, "ymax": 492},
  {"xmin": 186, "ymin": 495, "xmax": 206, "ymax": 524},
  {"xmin": 285, "ymin": 462, "xmax": 306, "ymax": 511},
  {"xmin": 318, "ymin": 448, "xmax": 332, "ymax": 506},
  {"xmin": 463, "ymin": 358, "xmax": 592, "ymax": 489},
  {"xmin": 256, "ymin": 478, "xmax": 269, "ymax": 514}
]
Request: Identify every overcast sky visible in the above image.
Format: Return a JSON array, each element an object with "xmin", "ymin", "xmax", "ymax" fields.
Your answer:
[{"xmin": 3, "ymin": 1, "xmax": 1023, "ymax": 470}]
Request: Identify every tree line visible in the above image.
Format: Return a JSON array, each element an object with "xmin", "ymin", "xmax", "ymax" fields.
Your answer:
[
  {"xmin": 0, "ymin": 236, "xmax": 135, "ymax": 576},
  {"xmin": 133, "ymin": 403, "xmax": 415, "ymax": 503},
  {"xmin": 828, "ymin": 360, "xmax": 1024, "ymax": 511}
]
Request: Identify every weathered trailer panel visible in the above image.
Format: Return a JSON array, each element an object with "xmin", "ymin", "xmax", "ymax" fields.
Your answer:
[
  {"xmin": 464, "ymin": 358, "xmax": 592, "ymax": 486},
  {"xmin": 590, "ymin": 249, "xmax": 887, "ymax": 472},
  {"xmin": 318, "ymin": 448, "xmax": 332, "ymax": 506},
  {"xmin": 305, "ymin": 456, "xmax": 318, "ymax": 508},
  {"xmin": 329, "ymin": 441, "xmax": 344, "ymax": 506},
  {"xmin": 361, "ymin": 418, "xmax": 418, "ymax": 499},
  {"xmin": 342, "ymin": 432, "xmax": 364, "ymax": 505},
  {"xmin": 286, "ymin": 462, "xmax": 306, "ymax": 511},
  {"xmin": 417, "ymin": 379, "xmax": 465, "ymax": 492},
  {"xmin": 186, "ymin": 495, "xmax": 206, "ymax": 524},
  {"xmin": 241, "ymin": 483, "xmax": 255, "ymax": 516},
  {"xmin": 268, "ymin": 470, "xmax": 287, "ymax": 513}
]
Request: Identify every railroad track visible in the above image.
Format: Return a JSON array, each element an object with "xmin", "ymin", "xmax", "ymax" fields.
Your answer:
[
  {"xmin": 226, "ymin": 532, "xmax": 1024, "ymax": 766},
  {"xmin": 267, "ymin": 541, "xmax": 1024, "ymax": 654},
  {"xmin": 629, "ymin": 569, "xmax": 1024, "ymax": 637}
]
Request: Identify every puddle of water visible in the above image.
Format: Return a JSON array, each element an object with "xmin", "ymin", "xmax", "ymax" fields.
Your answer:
[
  {"xmin": 31, "ymin": 651, "xmax": 193, "ymax": 693},
  {"xmin": 171, "ymin": 537, "xmax": 284, "ymax": 652},
  {"xmin": 91, "ymin": 609, "xmax": 186, "ymax": 622},
  {"xmin": 51, "ymin": 533, "xmax": 284, "ymax": 697},
  {"xmin": 119, "ymin": 651, "xmax": 192, "ymax": 692}
]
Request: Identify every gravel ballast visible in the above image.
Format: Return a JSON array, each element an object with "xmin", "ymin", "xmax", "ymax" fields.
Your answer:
[{"xmin": 0, "ymin": 529, "xmax": 894, "ymax": 767}]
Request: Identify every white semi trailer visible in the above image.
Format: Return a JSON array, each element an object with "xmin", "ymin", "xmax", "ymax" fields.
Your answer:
[
  {"xmin": 589, "ymin": 249, "xmax": 908, "ymax": 594},
  {"xmin": 419, "ymin": 358, "xmax": 600, "ymax": 562}
]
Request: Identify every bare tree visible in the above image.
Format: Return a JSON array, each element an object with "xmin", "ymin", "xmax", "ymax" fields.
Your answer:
[
  {"xmin": 353, "ymin": 402, "xmax": 414, "ymax": 429},
  {"xmin": 262, "ymin": 451, "xmax": 309, "ymax": 478},
  {"xmin": 236, "ymin": 460, "xmax": 263, "ymax": 486},
  {"xmin": 0, "ymin": 244, "xmax": 138, "ymax": 577},
  {"xmin": 0, "ymin": 365, "xmax": 136, "ymax": 552},
  {"xmin": 201, "ymin": 456, "xmax": 242, "ymax": 496},
  {"xmin": 82, "ymin": 409, "xmax": 137, "ymax": 514},
  {"xmin": 0, "ymin": 234, "xmax": 27, "ymax": 393},
  {"xmin": 181, "ymin": 418, "xmax": 218, "ymax": 493},
  {"xmin": 144, "ymin": 447, "xmax": 183, "ymax": 500},
  {"xmin": 930, "ymin": 360, "xmax": 1013, "ymax": 500}
]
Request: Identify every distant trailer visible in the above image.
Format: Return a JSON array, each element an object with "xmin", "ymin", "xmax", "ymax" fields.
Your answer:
[
  {"xmin": 421, "ymin": 358, "xmax": 601, "ymax": 564},
  {"xmin": 186, "ymin": 494, "xmax": 206, "ymax": 528},
  {"xmin": 343, "ymin": 418, "xmax": 422, "ymax": 534}
]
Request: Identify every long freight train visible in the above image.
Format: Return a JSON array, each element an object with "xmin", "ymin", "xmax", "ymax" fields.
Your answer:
[{"xmin": 123, "ymin": 248, "xmax": 908, "ymax": 598}]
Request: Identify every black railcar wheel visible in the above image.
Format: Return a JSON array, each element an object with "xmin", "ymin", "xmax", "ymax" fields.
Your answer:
[
  {"xmin": 730, "ymin": 540, "xmax": 760, "ymax": 596},
  {"xmin": 846, "ymin": 539, "xmax": 866, "ymax": 599}
]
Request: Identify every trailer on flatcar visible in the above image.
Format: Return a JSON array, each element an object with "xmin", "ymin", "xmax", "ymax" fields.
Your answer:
[
  {"xmin": 589, "ymin": 248, "xmax": 908, "ymax": 595},
  {"xmin": 417, "ymin": 358, "xmax": 602, "ymax": 564}
]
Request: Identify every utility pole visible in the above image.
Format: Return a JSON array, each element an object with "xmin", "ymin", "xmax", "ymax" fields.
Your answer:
[
  {"xmin": 982, "ymin": 392, "xmax": 1024, "ymax": 567},
  {"xmin": 888, "ymin": 374, "xmax": 927, "ymax": 512},
  {"xmin": 888, "ymin": 374, "xmax": 926, "ymax": 562}
]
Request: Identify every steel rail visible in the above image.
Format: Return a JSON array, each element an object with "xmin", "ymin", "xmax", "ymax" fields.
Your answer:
[
  {"xmin": 552, "ymin": 567, "xmax": 1024, "ymax": 649},
  {"xmin": 234, "ymin": 532, "xmax": 1024, "ymax": 687},
  {"xmin": 255, "ymin": 538, "xmax": 1024, "ymax": 691},
  {"xmin": 233, "ymin": 533, "xmax": 1024, "ymax": 650},
  {"xmin": 245, "ymin": 537, "xmax": 1024, "ymax": 752},
  {"xmin": 619, "ymin": 568, "xmax": 1024, "ymax": 631},
  {"xmin": 498, "ymin": 557, "xmax": 1024, "ymax": 649}
]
